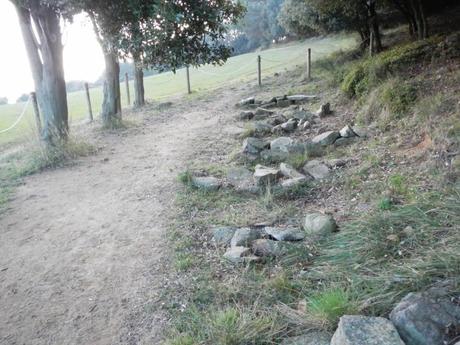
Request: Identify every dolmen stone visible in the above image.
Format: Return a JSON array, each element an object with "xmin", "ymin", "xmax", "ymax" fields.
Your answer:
[
  {"xmin": 339, "ymin": 125, "xmax": 357, "ymax": 138},
  {"xmin": 331, "ymin": 315, "xmax": 405, "ymax": 345},
  {"xmin": 303, "ymin": 213, "xmax": 337, "ymax": 236}
]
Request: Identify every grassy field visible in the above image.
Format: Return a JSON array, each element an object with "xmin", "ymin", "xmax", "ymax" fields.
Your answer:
[{"xmin": 0, "ymin": 34, "xmax": 355, "ymax": 148}]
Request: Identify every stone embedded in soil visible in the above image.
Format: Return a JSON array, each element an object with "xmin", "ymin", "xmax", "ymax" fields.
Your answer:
[
  {"xmin": 280, "ymin": 163, "xmax": 307, "ymax": 180},
  {"xmin": 277, "ymin": 99, "xmax": 291, "ymax": 108},
  {"xmin": 312, "ymin": 131, "xmax": 340, "ymax": 146},
  {"xmin": 280, "ymin": 118, "xmax": 298, "ymax": 132},
  {"xmin": 212, "ymin": 226, "xmax": 238, "ymax": 246},
  {"xmin": 237, "ymin": 97, "xmax": 255, "ymax": 107},
  {"xmin": 287, "ymin": 95, "xmax": 318, "ymax": 103},
  {"xmin": 191, "ymin": 176, "xmax": 221, "ymax": 191},
  {"xmin": 270, "ymin": 137, "xmax": 294, "ymax": 152},
  {"xmin": 254, "ymin": 107, "xmax": 275, "ymax": 119},
  {"xmin": 254, "ymin": 164, "xmax": 280, "ymax": 186},
  {"xmin": 339, "ymin": 125, "xmax": 357, "ymax": 138},
  {"xmin": 242, "ymin": 137, "xmax": 268, "ymax": 155},
  {"xmin": 230, "ymin": 227, "xmax": 261, "ymax": 247},
  {"xmin": 331, "ymin": 315, "xmax": 405, "ymax": 345},
  {"xmin": 390, "ymin": 289, "xmax": 460, "ymax": 345},
  {"xmin": 352, "ymin": 126, "xmax": 368, "ymax": 138},
  {"xmin": 303, "ymin": 213, "xmax": 337, "ymax": 236},
  {"xmin": 252, "ymin": 239, "xmax": 290, "ymax": 257},
  {"xmin": 316, "ymin": 102, "xmax": 332, "ymax": 118},
  {"xmin": 264, "ymin": 226, "xmax": 306, "ymax": 241},
  {"xmin": 281, "ymin": 332, "xmax": 331, "ymax": 345},
  {"xmin": 251, "ymin": 122, "xmax": 273, "ymax": 136},
  {"xmin": 223, "ymin": 246, "xmax": 260, "ymax": 264},
  {"xmin": 226, "ymin": 167, "xmax": 259, "ymax": 194},
  {"xmin": 269, "ymin": 114, "xmax": 288, "ymax": 126},
  {"xmin": 303, "ymin": 160, "xmax": 330, "ymax": 180},
  {"xmin": 334, "ymin": 137, "xmax": 359, "ymax": 147}
]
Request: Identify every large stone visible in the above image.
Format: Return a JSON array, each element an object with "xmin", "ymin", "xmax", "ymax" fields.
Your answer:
[
  {"xmin": 281, "ymin": 332, "xmax": 331, "ymax": 345},
  {"xmin": 287, "ymin": 95, "xmax": 318, "ymax": 103},
  {"xmin": 339, "ymin": 125, "xmax": 357, "ymax": 138},
  {"xmin": 281, "ymin": 119, "xmax": 298, "ymax": 132},
  {"xmin": 223, "ymin": 246, "xmax": 260, "ymax": 264},
  {"xmin": 237, "ymin": 97, "xmax": 255, "ymax": 107},
  {"xmin": 227, "ymin": 167, "xmax": 259, "ymax": 194},
  {"xmin": 390, "ymin": 290, "xmax": 460, "ymax": 345},
  {"xmin": 280, "ymin": 163, "xmax": 307, "ymax": 180},
  {"xmin": 252, "ymin": 239, "xmax": 292, "ymax": 257},
  {"xmin": 254, "ymin": 164, "xmax": 280, "ymax": 186},
  {"xmin": 303, "ymin": 160, "xmax": 330, "ymax": 180},
  {"xmin": 212, "ymin": 226, "xmax": 238, "ymax": 246},
  {"xmin": 312, "ymin": 131, "xmax": 340, "ymax": 146},
  {"xmin": 191, "ymin": 176, "xmax": 222, "ymax": 191},
  {"xmin": 316, "ymin": 102, "xmax": 332, "ymax": 118},
  {"xmin": 331, "ymin": 315, "xmax": 405, "ymax": 345},
  {"xmin": 230, "ymin": 227, "xmax": 261, "ymax": 247},
  {"xmin": 242, "ymin": 137, "xmax": 268, "ymax": 155},
  {"xmin": 264, "ymin": 226, "xmax": 306, "ymax": 241},
  {"xmin": 303, "ymin": 213, "xmax": 337, "ymax": 236},
  {"xmin": 271, "ymin": 137, "xmax": 294, "ymax": 152}
]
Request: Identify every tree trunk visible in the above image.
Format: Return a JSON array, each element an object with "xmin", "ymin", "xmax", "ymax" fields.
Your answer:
[
  {"xmin": 101, "ymin": 51, "xmax": 122, "ymax": 127},
  {"xmin": 409, "ymin": 0, "xmax": 428, "ymax": 40},
  {"xmin": 367, "ymin": 0, "xmax": 382, "ymax": 53},
  {"xmin": 133, "ymin": 58, "xmax": 145, "ymax": 108},
  {"xmin": 14, "ymin": 2, "xmax": 68, "ymax": 145}
]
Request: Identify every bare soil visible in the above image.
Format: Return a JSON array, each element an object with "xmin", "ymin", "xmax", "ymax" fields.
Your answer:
[{"xmin": 0, "ymin": 89, "xmax": 245, "ymax": 345}]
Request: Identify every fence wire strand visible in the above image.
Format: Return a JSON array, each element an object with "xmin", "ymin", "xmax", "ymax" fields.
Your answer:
[{"xmin": 0, "ymin": 97, "xmax": 31, "ymax": 134}]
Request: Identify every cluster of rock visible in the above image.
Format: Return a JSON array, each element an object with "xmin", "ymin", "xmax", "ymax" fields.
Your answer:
[
  {"xmin": 212, "ymin": 212, "xmax": 337, "ymax": 263},
  {"xmin": 237, "ymin": 95, "xmax": 319, "ymax": 109},
  {"xmin": 282, "ymin": 285, "xmax": 460, "ymax": 345}
]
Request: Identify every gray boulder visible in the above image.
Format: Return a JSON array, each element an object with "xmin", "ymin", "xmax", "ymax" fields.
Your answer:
[
  {"xmin": 303, "ymin": 160, "xmax": 330, "ymax": 180},
  {"xmin": 242, "ymin": 137, "xmax": 268, "ymax": 155},
  {"xmin": 312, "ymin": 131, "xmax": 340, "ymax": 146},
  {"xmin": 331, "ymin": 315, "xmax": 405, "ymax": 345},
  {"xmin": 390, "ymin": 290, "xmax": 460, "ymax": 345},
  {"xmin": 352, "ymin": 126, "xmax": 368, "ymax": 138},
  {"xmin": 191, "ymin": 176, "xmax": 222, "ymax": 191},
  {"xmin": 261, "ymin": 149, "xmax": 289, "ymax": 163},
  {"xmin": 316, "ymin": 102, "xmax": 332, "ymax": 118},
  {"xmin": 281, "ymin": 118, "xmax": 298, "ymax": 132},
  {"xmin": 212, "ymin": 226, "xmax": 238, "ymax": 246},
  {"xmin": 254, "ymin": 164, "xmax": 280, "ymax": 186},
  {"xmin": 252, "ymin": 122, "xmax": 273, "ymax": 136},
  {"xmin": 264, "ymin": 226, "xmax": 305, "ymax": 241},
  {"xmin": 230, "ymin": 227, "xmax": 261, "ymax": 247},
  {"xmin": 271, "ymin": 137, "xmax": 294, "ymax": 152},
  {"xmin": 339, "ymin": 125, "xmax": 357, "ymax": 138},
  {"xmin": 281, "ymin": 332, "xmax": 331, "ymax": 345},
  {"xmin": 223, "ymin": 246, "xmax": 260, "ymax": 264},
  {"xmin": 277, "ymin": 99, "xmax": 291, "ymax": 108},
  {"xmin": 280, "ymin": 163, "xmax": 307, "ymax": 180},
  {"xmin": 237, "ymin": 97, "xmax": 255, "ymax": 107},
  {"xmin": 303, "ymin": 213, "xmax": 337, "ymax": 236},
  {"xmin": 227, "ymin": 167, "xmax": 259, "ymax": 194}
]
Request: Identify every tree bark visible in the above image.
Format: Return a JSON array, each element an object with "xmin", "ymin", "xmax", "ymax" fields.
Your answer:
[
  {"xmin": 14, "ymin": 2, "xmax": 68, "ymax": 145},
  {"xmin": 101, "ymin": 51, "xmax": 122, "ymax": 127},
  {"xmin": 133, "ymin": 58, "xmax": 145, "ymax": 108},
  {"xmin": 409, "ymin": 0, "xmax": 428, "ymax": 39},
  {"xmin": 367, "ymin": 0, "xmax": 382, "ymax": 53}
]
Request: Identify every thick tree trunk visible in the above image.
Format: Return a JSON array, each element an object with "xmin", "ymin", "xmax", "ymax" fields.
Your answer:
[
  {"xmin": 367, "ymin": 0, "xmax": 382, "ymax": 54},
  {"xmin": 14, "ymin": 2, "xmax": 68, "ymax": 145},
  {"xmin": 101, "ymin": 52, "xmax": 122, "ymax": 127},
  {"xmin": 133, "ymin": 59, "xmax": 145, "ymax": 108}
]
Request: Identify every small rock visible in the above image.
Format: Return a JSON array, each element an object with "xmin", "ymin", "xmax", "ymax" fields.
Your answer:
[
  {"xmin": 316, "ymin": 102, "xmax": 332, "ymax": 117},
  {"xmin": 303, "ymin": 160, "xmax": 330, "ymax": 180},
  {"xmin": 264, "ymin": 226, "xmax": 305, "ymax": 241},
  {"xmin": 271, "ymin": 137, "xmax": 294, "ymax": 152},
  {"xmin": 252, "ymin": 122, "xmax": 273, "ymax": 136},
  {"xmin": 331, "ymin": 315, "xmax": 405, "ymax": 345},
  {"xmin": 212, "ymin": 226, "xmax": 238, "ymax": 245},
  {"xmin": 390, "ymin": 290, "xmax": 460, "ymax": 345},
  {"xmin": 227, "ymin": 167, "xmax": 259, "ymax": 194},
  {"xmin": 280, "ymin": 163, "xmax": 307, "ymax": 179},
  {"xmin": 303, "ymin": 213, "xmax": 337, "ymax": 236},
  {"xmin": 268, "ymin": 114, "xmax": 288, "ymax": 126},
  {"xmin": 312, "ymin": 131, "xmax": 340, "ymax": 146},
  {"xmin": 252, "ymin": 239, "xmax": 288, "ymax": 257},
  {"xmin": 302, "ymin": 121, "xmax": 312, "ymax": 130},
  {"xmin": 191, "ymin": 176, "xmax": 221, "ymax": 191},
  {"xmin": 230, "ymin": 228, "xmax": 261, "ymax": 247},
  {"xmin": 352, "ymin": 126, "xmax": 368, "ymax": 138},
  {"xmin": 287, "ymin": 95, "xmax": 318, "ymax": 103},
  {"xmin": 239, "ymin": 111, "xmax": 254, "ymax": 120},
  {"xmin": 254, "ymin": 164, "xmax": 280, "ymax": 186},
  {"xmin": 280, "ymin": 119, "xmax": 298, "ymax": 132},
  {"xmin": 339, "ymin": 125, "xmax": 357, "ymax": 138},
  {"xmin": 242, "ymin": 137, "xmax": 268, "ymax": 155},
  {"xmin": 223, "ymin": 246, "xmax": 260, "ymax": 264},
  {"xmin": 281, "ymin": 332, "xmax": 331, "ymax": 345},
  {"xmin": 237, "ymin": 97, "xmax": 255, "ymax": 107}
]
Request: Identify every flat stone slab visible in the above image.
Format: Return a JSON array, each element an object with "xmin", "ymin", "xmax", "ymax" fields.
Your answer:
[
  {"xmin": 264, "ymin": 226, "xmax": 305, "ymax": 241},
  {"xmin": 331, "ymin": 315, "xmax": 405, "ymax": 345},
  {"xmin": 303, "ymin": 160, "xmax": 330, "ymax": 180},
  {"xmin": 312, "ymin": 131, "xmax": 340, "ymax": 146},
  {"xmin": 254, "ymin": 164, "xmax": 280, "ymax": 186},
  {"xmin": 239, "ymin": 111, "xmax": 254, "ymax": 120},
  {"xmin": 237, "ymin": 97, "xmax": 255, "ymax": 107}
]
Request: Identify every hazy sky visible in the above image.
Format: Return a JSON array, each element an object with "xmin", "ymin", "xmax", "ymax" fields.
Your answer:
[{"xmin": 0, "ymin": 1, "xmax": 105, "ymax": 103}]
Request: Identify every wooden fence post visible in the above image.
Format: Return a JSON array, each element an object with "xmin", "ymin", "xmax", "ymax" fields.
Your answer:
[
  {"xmin": 84, "ymin": 82, "xmax": 93, "ymax": 122},
  {"xmin": 258, "ymin": 55, "xmax": 262, "ymax": 87},
  {"xmin": 307, "ymin": 48, "xmax": 312, "ymax": 80},
  {"xmin": 30, "ymin": 92, "xmax": 41, "ymax": 136},
  {"xmin": 186, "ymin": 66, "xmax": 191, "ymax": 94},
  {"xmin": 125, "ymin": 72, "xmax": 131, "ymax": 106}
]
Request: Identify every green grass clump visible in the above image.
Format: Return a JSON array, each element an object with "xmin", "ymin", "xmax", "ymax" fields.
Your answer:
[
  {"xmin": 177, "ymin": 170, "xmax": 193, "ymax": 186},
  {"xmin": 306, "ymin": 288, "xmax": 358, "ymax": 330},
  {"xmin": 381, "ymin": 80, "xmax": 417, "ymax": 119}
]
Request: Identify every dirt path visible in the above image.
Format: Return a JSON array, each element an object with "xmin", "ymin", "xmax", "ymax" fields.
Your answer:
[{"xmin": 0, "ymin": 90, "xmax": 243, "ymax": 345}]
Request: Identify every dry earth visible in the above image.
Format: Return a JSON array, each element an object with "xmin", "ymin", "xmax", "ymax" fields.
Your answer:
[{"xmin": 0, "ymin": 88, "xmax": 246, "ymax": 345}]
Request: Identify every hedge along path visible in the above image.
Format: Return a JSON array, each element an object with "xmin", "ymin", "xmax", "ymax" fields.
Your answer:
[{"xmin": 0, "ymin": 86, "xmax": 247, "ymax": 345}]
